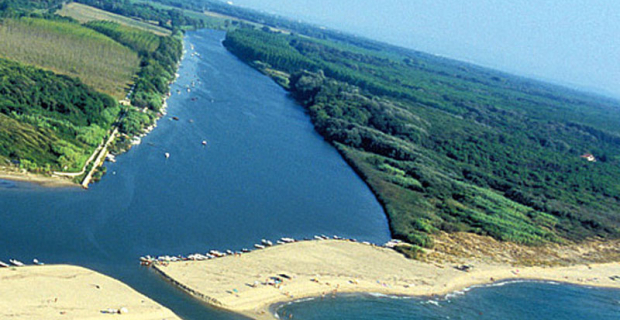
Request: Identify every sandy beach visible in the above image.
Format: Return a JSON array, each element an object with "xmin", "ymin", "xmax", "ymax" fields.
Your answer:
[
  {"xmin": 0, "ymin": 168, "xmax": 77, "ymax": 188},
  {"xmin": 152, "ymin": 240, "xmax": 620, "ymax": 320},
  {"xmin": 0, "ymin": 265, "xmax": 180, "ymax": 320}
]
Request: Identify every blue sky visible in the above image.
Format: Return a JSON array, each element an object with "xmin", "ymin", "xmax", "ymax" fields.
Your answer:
[{"xmin": 227, "ymin": 0, "xmax": 620, "ymax": 98}]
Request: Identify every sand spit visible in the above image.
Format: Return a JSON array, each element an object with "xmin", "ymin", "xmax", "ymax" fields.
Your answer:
[
  {"xmin": 152, "ymin": 240, "xmax": 620, "ymax": 320},
  {"xmin": 0, "ymin": 265, "xmax": 180, "ymax": 320}
]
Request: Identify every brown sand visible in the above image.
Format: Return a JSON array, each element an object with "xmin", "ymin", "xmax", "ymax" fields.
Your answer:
[
  {"xmin": 153, "ymin": 240, "xmax": 620, "ymax": 320},
  {"xmin": 0, "ymin": 265, "xmax": 180, "ymax": 320},
  {"xmin": 0, "ymin": 169, "xmax": 76, "ymax": 188}
]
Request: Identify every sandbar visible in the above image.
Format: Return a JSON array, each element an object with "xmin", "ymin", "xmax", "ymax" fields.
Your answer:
[
  {"xmin": 0, "ymin": 264, "xmax": 180, "ymax": 320},
  {"xmin": 152, "ymin": 240, "xmax": 620, "ymax": 320}
]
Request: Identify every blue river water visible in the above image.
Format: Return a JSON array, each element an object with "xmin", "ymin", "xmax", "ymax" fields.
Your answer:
[{"xmin": 1, "ymin": 29, "xmax": 618, "ymax": 319}]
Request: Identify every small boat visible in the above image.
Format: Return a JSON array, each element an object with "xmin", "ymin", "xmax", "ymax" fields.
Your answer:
[
  {"xmin": 187, "ymin": 88, "xmax": 191, "ymax": 93},
  {"xmin": 280, "ymin": 237, "xmax": 295, "ymax": 243},
  {"xmin": 9, "ymin": 259, "xmax": 24, "ymax": 267},
  {"xmin": 0, "ymin": 261, "xmax": 9, "ymax": 268},
  {"xmin": 314, "ymin": 235, "xmax": 323, "ymax": 240},
  {"xmin": 226, "ymin": 250, "xmax": 234, "ymax": 255},
  {"xmin": 33, "ymin": 259, "xmax": 44, "ymax": 266},
  {"xmin": 172, "ymin": 116, "xmax": 179, "ymax": 121},
  {"xmin": 241, "ymin": 248, "xmax": 250, "ymax": 253},
  {"xmin": 202, "ymin": 140, "xmax": 207, "ymax": 146},
  {"xmin": 209, "ymin": 250, "xmax": 224, "ymax": 257},
  {"xmin": 254, "ymin": 244, "xmax": 265, "ymax": 249},
  {"xmin": 261, "ymin": 239, "xmax": 273, "ymax": 246},
  {"xmin": 164, "ymin": 153, "xmax": 170, "ymax": 159}
]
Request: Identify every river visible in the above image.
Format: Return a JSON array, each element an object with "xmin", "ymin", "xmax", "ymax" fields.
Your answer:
[
  {"xmin": 0, "ymin": 29, "xmax": 389, "ymax": 320},
  {"xmin": 1, "ymin": 29, "xmax": 618, "ymax": 320}
]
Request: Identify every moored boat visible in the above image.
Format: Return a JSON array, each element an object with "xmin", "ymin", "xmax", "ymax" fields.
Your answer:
[
  {"xmin": 0, "ymin": 260, "xmax": 9, "ymax": 268},
  {"xmin": 9, "ymin": 259, "xmax": 24, "ymax": 267}
]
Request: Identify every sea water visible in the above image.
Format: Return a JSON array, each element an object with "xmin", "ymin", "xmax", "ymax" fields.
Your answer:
[
  {"xmin": 0, "ymin": 29, "xmax": 618, "ymax": 320},
  {"xmin": 277, "ymin": 281, "xmax": 620, "ymax": 320}
]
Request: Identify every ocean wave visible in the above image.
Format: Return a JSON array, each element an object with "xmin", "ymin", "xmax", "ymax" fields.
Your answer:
[
  {"xmin": 444, "ymin": 290, "xmax": 466, "ymax": 300},
  {"xmin": 293, "ymin": 297, "xmax": 317, "ymax": 304},
  {"xmin": 365, "ymin": 292, "xmax": 415, "ymax": 300},
  {"xmin": 422, "ymin": 300, "xmax": 441, "ymax": 307}
]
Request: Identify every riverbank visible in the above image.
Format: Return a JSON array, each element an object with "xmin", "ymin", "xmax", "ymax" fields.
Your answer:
[
  {"xmin": 152, "ymin": 239, "xmax": 620, "ymax": 320},
  {"xmin": 0, "ymin": 167, "xmax": 76, "ymax": 188},
  {"xmin": 0, "ymin": 264, "xmax": 181, "ymax": 319}
]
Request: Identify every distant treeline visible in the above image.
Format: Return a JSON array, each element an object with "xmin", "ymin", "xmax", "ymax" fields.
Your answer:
[
  {"xmin": 223, "ymin": 27, "xmax": 620, "ymax": 246},
  {"xmin": 74, "ymin": 0, "xmax": 206, "ymax": 31},
  {"xmin": 0, "ymin": 0, "xmax": 64, "ymax": 15}
]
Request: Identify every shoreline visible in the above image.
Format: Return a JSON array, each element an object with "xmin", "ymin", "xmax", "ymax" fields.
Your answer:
[
  {"xmin": 0, "ymin": 168, "xmax": 77, "ymax": 188},
  {"xmin": 0, "ymin": 264, "xmax": 181, "ymax": 319},
  {"xmin": 267, "ymin": 276, "xmax": 620, "ymax": 318},
  {"xmin": 0, "ymin": 36, "xmax": 185, "ymax": 190},
  {"xmin": 150, "ymin": 240, "xmax": 620, "ymax": 320},
  {"xmin": 255, "ymin": 262, "xmax": 620, "ymax": 320}
]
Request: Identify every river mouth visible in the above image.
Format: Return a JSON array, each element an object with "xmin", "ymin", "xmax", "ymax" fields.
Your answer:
[{"xmin": 0, "ymin": 29, "xmax": 390, "ymax": 320}]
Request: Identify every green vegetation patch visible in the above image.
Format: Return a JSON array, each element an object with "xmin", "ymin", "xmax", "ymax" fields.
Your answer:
[
  {"xmin": 0, "ymin": 17, "xmax": 140, "ymax": 98},
  {"xmin": 223, "ymin": 28, "xmax": 620, "ymax": 245},
  {"xmin": 85, "ymin": 20, "xmax": 161, "ymax": 53},
  {"xmin": 0, "ymin": 58, "xmax": 119, "ymax": 172},
  {"xmin": 57, "ymin": 2, "xmax": 171, "ymax": 36}
]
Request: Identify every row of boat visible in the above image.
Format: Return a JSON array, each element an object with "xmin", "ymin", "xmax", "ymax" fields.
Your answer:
[
  {"xmin": 139, "ymin": 235, "xmax": 396, "ymax": 267},
  {"xmin": 0, "ymin": 258, "xmax": 44, "ymax": 268}
]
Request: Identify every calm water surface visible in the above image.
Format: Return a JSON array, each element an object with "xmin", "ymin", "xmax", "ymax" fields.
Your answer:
[{"xmin": 1, "ymin": 29, "xmax": 618, "ymax": 319}]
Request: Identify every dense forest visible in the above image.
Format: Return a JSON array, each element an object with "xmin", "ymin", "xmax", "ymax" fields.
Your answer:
[
  {"xmin": 223, "ymin": 28, "xmax": 620, "ymax": 247},
  {"xmin": 0, "ymin": 58, "xmax": 118, "ymax": 172}
]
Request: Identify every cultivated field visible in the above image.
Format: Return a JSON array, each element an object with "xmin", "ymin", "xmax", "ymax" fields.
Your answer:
[
  {"xmin": 0, "ymin": 18, "xmax": 140, "ymax": 98},
  {"xmin": 57, "ymin": 2, "xmax": 171, "ymax": 36}
]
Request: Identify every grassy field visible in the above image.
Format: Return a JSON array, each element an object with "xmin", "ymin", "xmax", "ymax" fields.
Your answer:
[
  {"xmin": 57, "ymin": 2, "xmax": 171, "ymax": 36},
  {"xmin": 0, "ymin": 17, "xmax": 140, "ymax": 98}
]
